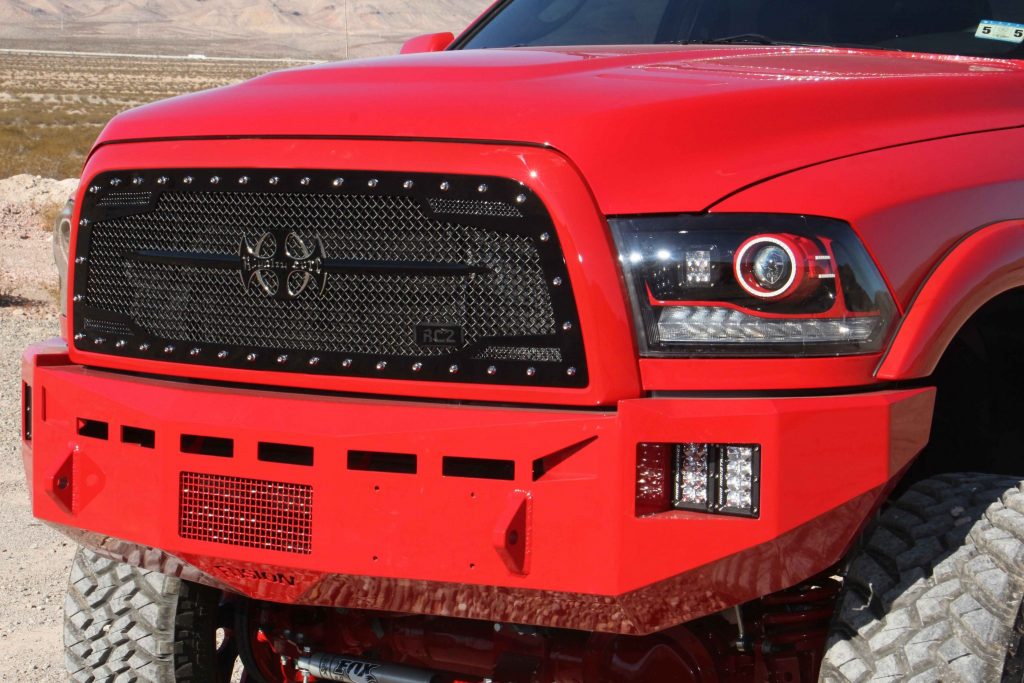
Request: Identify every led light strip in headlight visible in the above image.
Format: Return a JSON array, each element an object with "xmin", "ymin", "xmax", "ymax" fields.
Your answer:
[{"xmin": 611, "ymin": 214, "xmax": 897, "ymax": 357}]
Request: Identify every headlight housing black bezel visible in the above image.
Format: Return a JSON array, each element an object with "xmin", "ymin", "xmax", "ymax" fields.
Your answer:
[{"xmin": 611, "ymin": 213, "xmax": 898, "ymax": 358}]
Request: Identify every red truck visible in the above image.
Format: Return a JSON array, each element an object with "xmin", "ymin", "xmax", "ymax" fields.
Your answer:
[{"xmin": 21, "ymin": 1, "xmax": 1024, "ymax": 681}]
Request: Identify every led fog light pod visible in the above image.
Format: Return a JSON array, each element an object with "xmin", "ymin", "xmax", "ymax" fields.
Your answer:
[
  {"xmin": 674, "ymin": 443, "xmax": 713, "ymax": 511},
  {"xmin": 636, "ymin": 443, "xmax": 761, "ymax": 518},
  {"xmin": 718, "ymin": 445, "xmax": 760, "ymax": 516}
]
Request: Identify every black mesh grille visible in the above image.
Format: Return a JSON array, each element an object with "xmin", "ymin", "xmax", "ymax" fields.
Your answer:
[{"xmin": 73, "ymin": 169, "xmax": 586, "ymax": 387}]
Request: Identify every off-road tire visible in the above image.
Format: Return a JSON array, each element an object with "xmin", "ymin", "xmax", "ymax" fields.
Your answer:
[
  {"xmin": 821, "ymin": 473, "xmax": 1024, "ymax": 682},
  {"xmin": 64, "ymin": 546, "xmax": 220, "ymax": 682}
]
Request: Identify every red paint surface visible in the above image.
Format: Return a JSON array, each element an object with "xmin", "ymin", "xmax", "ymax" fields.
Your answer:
[
  {"xmin": 26, "ymin": 342, "xmax": 933, "ymax": 634},
  {"xmin": 90, "ymin": 47, "xmax": 1024, "ymax": 217},
  {"xmin": 715, "ymin": 126, "xmax": 1024, "ymax": 312},
  {"xmin": 24, "ymin": 23, "xmax": 1024, "ymax": 676},
  {"xmin": 877, "ymin": 219, "xmax": 1024, "ymax": 380}
]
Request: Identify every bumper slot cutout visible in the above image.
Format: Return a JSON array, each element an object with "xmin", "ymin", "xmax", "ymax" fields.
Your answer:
[
  {"xmin": 121, "ymin": 426, "xmax": 155, "ymax": 449},
  {"xmin": 181, "ymin": 434, "xmax": 233, "ymax": 458},
  {"xmin": 22, "ymin": 382, "xmax": 31, "ymax": 442},
  {"xmin": 348, "ymin": 450, "xmax": 417, "ymax": 475},
  {"xmin": 258, "ymin": 442, "xmax": 314, "ymax": 467},
  {"xmin": 76, "ymin": 418, "xmax": 108, "ymax": 440},
  {"xmin": 443, "ymin": 456, "xmax": 515, "ymax": 481}
]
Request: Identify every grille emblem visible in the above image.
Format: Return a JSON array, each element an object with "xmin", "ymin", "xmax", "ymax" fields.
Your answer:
[{"xmin": 240, "ymin": 231, "xmax": 326, "ymax": 300}]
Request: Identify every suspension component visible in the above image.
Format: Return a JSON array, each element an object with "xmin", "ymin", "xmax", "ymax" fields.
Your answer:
[{"xmin": 296, "ymin": 652, "xmax": 442, "ymax": 683}]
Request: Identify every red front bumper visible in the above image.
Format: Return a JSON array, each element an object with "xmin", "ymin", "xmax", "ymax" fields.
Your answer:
[{"xmin": 22, "ymin": 341, "xmax": 933, "ymax": 635}]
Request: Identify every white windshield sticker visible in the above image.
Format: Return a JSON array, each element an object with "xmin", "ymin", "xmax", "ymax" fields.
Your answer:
[{"xmin": 976, "ymin": 20, "xmax": 1024, "ymax": 44}]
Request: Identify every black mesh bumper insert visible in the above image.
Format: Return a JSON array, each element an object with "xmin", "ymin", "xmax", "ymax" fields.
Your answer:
[{"xmin": 72, "ymin": 169, "xmax": 586, "ymax": 387}]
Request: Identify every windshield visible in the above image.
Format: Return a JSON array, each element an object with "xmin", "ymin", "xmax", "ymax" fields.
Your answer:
[{"xmin": 459, "ymin": 0, "xmax": 1024, "ymax": 59}]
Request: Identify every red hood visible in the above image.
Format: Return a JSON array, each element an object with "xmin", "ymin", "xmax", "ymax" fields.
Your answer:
[{"xmin": 94, "ymin": 46, "xmax": 1024, "ymax": 214}]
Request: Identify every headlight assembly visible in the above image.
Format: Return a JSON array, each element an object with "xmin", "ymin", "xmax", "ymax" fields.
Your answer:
[{"xmin": 611, "ymin": 214, "xmax": 897, "ymax": 357}]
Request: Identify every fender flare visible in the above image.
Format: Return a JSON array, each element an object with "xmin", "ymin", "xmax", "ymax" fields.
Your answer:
[{"xmin": 876, "ymin": 219, "xmax": 1024, "ymax": 380}]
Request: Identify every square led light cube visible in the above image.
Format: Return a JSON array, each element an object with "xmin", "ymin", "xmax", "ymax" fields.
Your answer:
[
  {"xmin": 718, "ymin": 445, "xmax": 760, "ymax": 516},
  {"xmin": 674, "ymin": 443, "xmax": 712, "ymax": 511},
  {"xmin": 685, "ymin": 248, "xmax": 714, "ymax": 286}
]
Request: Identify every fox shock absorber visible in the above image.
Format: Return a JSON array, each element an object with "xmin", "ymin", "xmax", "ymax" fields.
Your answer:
[{"xmin": 296, "ymin": 652, "xmax": 441, "ymax": 683}]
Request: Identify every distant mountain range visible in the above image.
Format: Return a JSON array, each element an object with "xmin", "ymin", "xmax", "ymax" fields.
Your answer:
[{"xmin": 0, "ymin": 0, "xmax": 492, "ymax": 60}]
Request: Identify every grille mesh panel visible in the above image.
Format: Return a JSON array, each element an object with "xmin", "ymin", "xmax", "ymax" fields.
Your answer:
[
  {"xmin": 85, "ymin": 192, "xmax": 555, "ymax": 357},
  {"xmin": 179, "ymin": 472, "xmax": 313, "ymax": 554},
  {"xmin": 74, "ymin": 170, "xmax": 587, "ymax": 387}
]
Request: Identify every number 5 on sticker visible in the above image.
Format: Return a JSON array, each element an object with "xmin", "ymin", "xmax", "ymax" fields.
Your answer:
[{"xmin": 976, "ymin": 20, "xmax": 1024, "ymax": 44}]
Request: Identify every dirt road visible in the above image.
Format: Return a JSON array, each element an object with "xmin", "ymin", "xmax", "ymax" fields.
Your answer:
[{"xmin": 0, "ymin": 176, "xmax": 77, "ymax": 679}]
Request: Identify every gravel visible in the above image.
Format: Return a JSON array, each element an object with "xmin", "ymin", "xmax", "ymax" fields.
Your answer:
[{"xmin": 0, "ymin": 175, "xmax": 77, "ymax": 679}]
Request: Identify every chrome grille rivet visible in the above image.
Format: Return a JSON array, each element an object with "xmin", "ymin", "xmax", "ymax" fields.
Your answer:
[
  {"xmin": 75, "ymin": 256, "xmax": 87, "ymax": 265},
  {"xmin": 72, "ymin": 294, "xmax": 84, "ymax": 303},
  {"xmin": 238, "ymin": 176, "xmax": 250, "ymax": 185},
  {"xmin": 132, "ymin": 176, "xmax": 144, "ymax": 186},
  {"xmin": 562, "ymin": 321, "xmax": 574, "ymax": 331},
  {"xmin": 269, "ymin": 176, "xmax": 280, "ymax": 185},
  {"xmin": 89, "ymin": 185, "xmax": 101, "ymax": 194},
  {"xmin": 73, "ymin": 333, "xmax": 86, "ymax": 341},
  {"xmin": 440, "ymin": 181, "xmax": 450, "ymax": 192},
  {"xmin": 515, "ymin": 194, "xmax": 527, "ymax": 204},
  {"xmin": 332, "ymin": 178, "xmax": 345, "ymax": 188},
  {"xmin": 93, "ymin": 337, "xmax": 106, "ymax": 345},
  {"xmin": 526, "ymin": 367, "xmax": 537, "ymax": 377},
  {"xmin": 217, "ymin": 350, "xmax": 229, "ymax": 360},
  {"xmin": 139, "ymin": 343, "xmax": 150, "ymax": 352},
  {"xmin": 246, "ymin": 353, "xmax": 258, "ymax": 362},
  {"xmin": 552, "ymin": 276, "xmax": 563, "ymax": 287},
  {"xmin": 189, "ymin": 348, "xmax": 202, "ymax": 357},
  {"xmin": 567, "ymin": 367, "xmax": 578, "ymax": 377},
  {"xmin": 478, "ymin": 184, "xmax": 488, "ymax": 193},
  {"xmin": 110, "ymin": 178, "xmax": 122, "ymax": 187},
  {"xmin": 376, "ymin": 361, "xmax": 388, "ymax": 371},
  {"xmin": 539, "ymin": 232, "xmax": 550, "ymax": 242},
  {"xmin": 277, "ymin": 354, "xmax": 289, "ymax": 365},
  {"xmin": 79, "ymin": 218, "xmax": 89, "ymax": 227},
  {"xmin": 183, "ymin": 176, "xmax": 194, "ymax": 184},
  {"xmin": 403, "ymin": 180, "xmax": 414, "ymax": 190},
  {"xmin": 300, "ymin": 177, "xmax": 311, "ymax": 186},
  {"xmin": 164, "ymin": 345, "xmax": 175, "ymax": 354},
  {"xmin": 342, "ymin": 358, "xmax": 353, "ymax": 369},
  {"xmin": 308, "ymin": 357, "xmax": 320, "ymax": 367},
  {"xmin": 487, "ymin": 366, "xmax": 498, "ymax": 376},
  {"xmin": 115, "ymin": 340, "xmax": 127, "ymax": 349},
  {"xmin": 368, "ymin": 179, "xmax": 379, "ymax": 188},
  {"xmin": 412, "ymin": 362, "xmax": 423, "ymax": 372},
  {"xmin": 449, "ymin": 364, "xmax": 459, "ymax": 374},
  {"xmin": 157, "ymin": 176, "xmax": 169, "ymax": 185},
  {"xmin": 210, "ymin": 176, "xmax": 221, "ymax": 185}
]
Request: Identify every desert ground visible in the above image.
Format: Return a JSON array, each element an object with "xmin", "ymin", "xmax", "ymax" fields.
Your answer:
[
  {"xmin": 0, "ymin": 48, "xmax": 335, "ymax": 678},
  {"xmin": 0, "ymin": 48, "xmax": 325, "ymax": 676},
  {"xmin": 0, "ymin": 173, "xmax": 77, "ymax": 678},
  {"xmin": 1, "ymin": 0, "xmax": 491, "ymax": 670}
]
